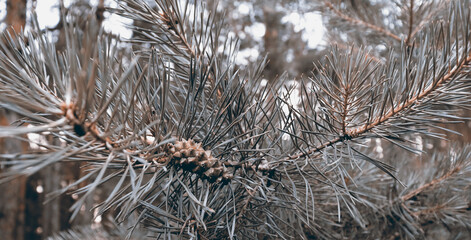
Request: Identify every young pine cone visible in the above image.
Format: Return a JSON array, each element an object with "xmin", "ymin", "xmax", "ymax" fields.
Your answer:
[{"xmin": 166, "ymin": 139, "xmax": 232, "ymax": 183}]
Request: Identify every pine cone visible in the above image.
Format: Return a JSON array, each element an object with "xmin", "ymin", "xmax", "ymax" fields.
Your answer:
[{"xmin": 164, "ymin": 139, "xmax": 232, "ymax": 183}]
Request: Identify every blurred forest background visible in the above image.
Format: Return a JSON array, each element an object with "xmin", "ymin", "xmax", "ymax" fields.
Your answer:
[{"xmin": 0, "ymin": 0, "xmax": 470, "ymax": 239}]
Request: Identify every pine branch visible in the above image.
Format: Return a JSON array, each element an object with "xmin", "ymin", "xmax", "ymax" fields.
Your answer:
[
  {"xmin": 401, "ymin": 164, "xmax": 461, "ymax": 202},
  {"xmin": 349, "ymin": 55, "xmax": 471, "ymax": 137},
  {"xmin": 286, "ymin": 12, "xmax": 471, "ymax": 162},
  {"xmin": 409, "ymin": 0, "xmax": 452, "ymax": 40},
  {"xmin": 324, "ymin": 1, "xmax": 402, "ymax": 43}
]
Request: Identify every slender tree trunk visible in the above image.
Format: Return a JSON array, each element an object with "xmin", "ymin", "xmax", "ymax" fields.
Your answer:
[
  {"xmin": 0, "ymin": 111, "xmax": 28, "ymax": 240},
  {"xmin": 5, "ymin": 0, "xmax": 27, "ymax": 35},
  {"xmin": 0, "ymin": 1, "xmax": 28, "ymax": 239},
  {"xmin": 262, "ymin": 6, "xmax": 284, "ymax": 82},
  {"xmin": 40, "ymin": 138, "xmax": 61, "ymax": 237}
]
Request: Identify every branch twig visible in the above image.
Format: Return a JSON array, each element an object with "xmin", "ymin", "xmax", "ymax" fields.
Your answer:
[
  {"xmin": 325, "ymin": 1, "xmax": 403, "ymax": 43},
  {"xmin": 286, "ymin": 52, "xmax": 471, "ymax": 161},
  {"xmin": 401, "ymin": 165, "xmax": 461, "ymax": 202}
]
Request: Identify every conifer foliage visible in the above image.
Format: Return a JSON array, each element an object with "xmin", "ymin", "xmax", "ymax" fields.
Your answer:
[{"xmin": 0, "ymin": 0, "xmax": 471, "ymax": 239}]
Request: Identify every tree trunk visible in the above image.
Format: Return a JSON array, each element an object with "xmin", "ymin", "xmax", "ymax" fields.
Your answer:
[
  {"xmin": 0, "ymin": 1, "xmax": 28, "ymax": 239},
  {"xmin": 5, "ymin": 0, "xmax": 27, "ymax": 34},
  {"xmin": 0, "ymin": 111, "xmax": 28, "ymax": 240}
]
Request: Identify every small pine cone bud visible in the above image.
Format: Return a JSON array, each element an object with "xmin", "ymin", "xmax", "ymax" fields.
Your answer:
[
  {"xmin": 180, "ymin": 157, "xmax": 189, "ymax": 165},
  {"xmin": 182, "ymin": 139, "xmax": 188, "ymax": 148},
  {"xmin": 204, "ymin": 166, "xmax": 223, "ymax": 178},
  {"xmin": 174, "ymin": 141, "xmax": 183, "ymax": 150},
  {"xmin": 181, "ymin": 149, "xmax": 191, "ymax": 158},
  {"xmin": 188, "ymin": 148, "xmax": 196, "ymax": 157},
  {"xmin": 187, "ymin": 157, "xmax": 199, "ymax": 165},
  {"xmin": 195, "ymin": 150, "xmax": 205, "ymax": 160},
  {"xmin": 199, "ymin": 158, "xmax": 217, "ymax": 169},
  {"xmin": 168, "ymin": 146, "xmax": 176, "ymax": 154},
  {"xmin": 167, "ymin": 138, "xmax": 234, "ymax": 184},
  {"xmin": 203, "ymin": 168, "xmax": 215, "ymax": 178},
  {"xmin": 173, "ymin": 151, "xmax": 182, "ymax": 159},
  {"xmin": 204, "ymin": 150, "xmax": 211, "ymax": 159}
]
